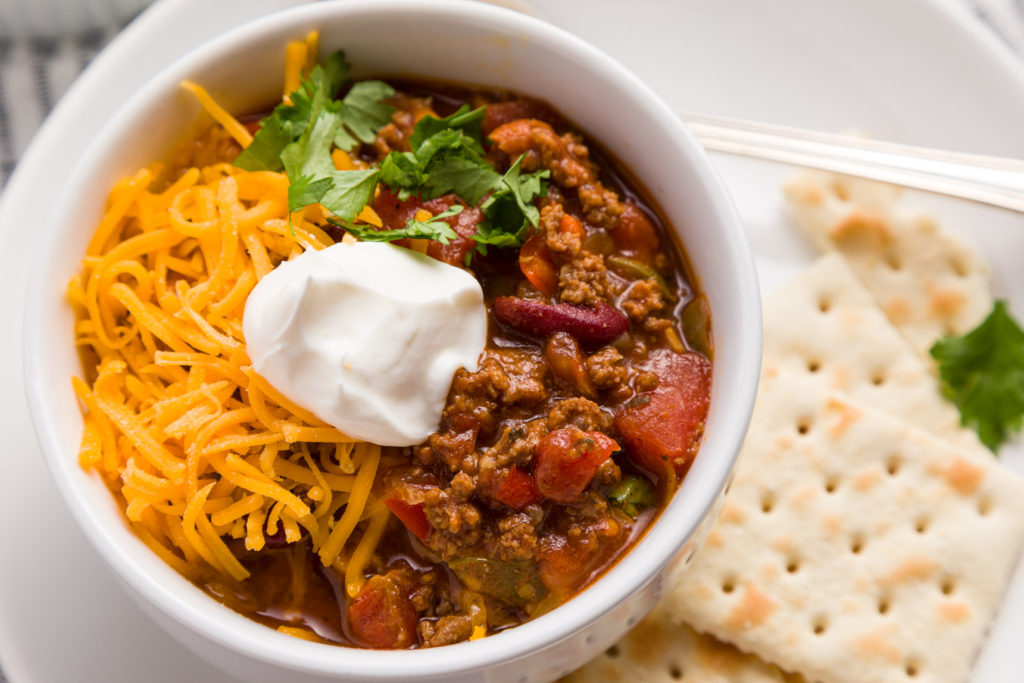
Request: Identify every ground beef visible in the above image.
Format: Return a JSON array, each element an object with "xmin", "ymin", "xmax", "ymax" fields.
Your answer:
[
  {"xmin": 489, "ymin": 348, "xmax": 550, "ymax": 406},
  {"xmin": 418, "ymin": 615, "xmax": 474, "ymax": 648},
  {"xmin": 488, "ymin": 118, "xmax": 595, "ymax": 188},
  {"xmin": 547, "ymin": 397, "xmax": 612, "ymax": 432},
  {"xmin": 421, "ymin": 428, "xmax": 479, "ymax": 473},
  {"xmin": 620, "ymin": 278, "xmax": 665, "ymax": 321},
  {"xmin": 487, "ymin": 507, "xmax": 543, "ymax": 562},
  {"xmin": 479, "ymin": 419, "xmax": 548, "ymax": 473},
  {"xmin": 593, "ymin": 457, "xmax": 622, "ymax": 489},
  {"xmin": 558, "ymin": 251, "xmax": 610, "ymax": 306},
  {"xmin": 586, "ymin": 347, "xmax": 627, "ymax": 389},
  {"xmin": 423, "ymin": 487, "xmax": 483, "ymax": 559},
  {"xmin": 634, "ymin": 371, "xmax": 659, "ymax": 393},
  {"xmin": 578, "ymin": 182, "xmax": 625, "ymax": 231},
  {"xmin": 540, "ymin": 203, "xmax": 581, "ymax": 257}
]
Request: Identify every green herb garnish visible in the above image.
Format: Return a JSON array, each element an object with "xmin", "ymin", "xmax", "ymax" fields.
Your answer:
[
  {"xmin": 930, "ymin": 300, "xmax": 1024, "ymax": 451},
  {"xmin": 232, "ymin": 50, "xmax": 394, "ymax": 220},
  {"xmin": 473, "ymin": 155, "xmax": 549, "ymax": 257},
  {"xmin": 232, "ymin": 52, "xmax": 549, "ymax": 258},
  {"xmin": 379, "ymin": 106, "xmax": 500, "ymax": 205},
  {"xmin": 329, "ymin": 205, "xmax": 462, "ymax": 244}
]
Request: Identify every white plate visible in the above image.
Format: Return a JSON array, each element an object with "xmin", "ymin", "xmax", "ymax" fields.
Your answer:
[{"xmin": 2, "ymin": 0, "xmax": 1024, "ymax": 681}]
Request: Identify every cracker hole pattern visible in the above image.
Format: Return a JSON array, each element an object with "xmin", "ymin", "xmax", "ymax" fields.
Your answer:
[
  {"xmin": 940, "ymin": 577, "xmax": 956, "ymax": 595},
  {"xmin": 669, "ymin": 665, "xmax": 684, "ymax": 680},
  {"xmin": 786, "ymin": 558, "xmax": 801, "ymax": 574},
  {"xmin": 878, "ymin": 595, "xmax": 891, "ymax": 615},
  {"xmin": 915, "ymin": 516, "xmax": 929, "ymax": 534},
  {"xmin": 722, "ymin": 577, "xmax": 737, "ymax": 594},
  {"xmin": 871, "ymin": 370, "xmax": 887, "ymax": 386},
  {"xmin": 818, "ymin": 297, "xmax": 832, "ymax": 313},
  {"xmin": 951, "ymin": 256, "xmax": 969, "ymax": 278},
  {"xmin": 761, "ymin": 492, "xmax": 775, "ymax": 514},
  {"xmin": 812, "ymin": 616, "xmax": 828, "ymax": 636},
  {"xmin": 824, "ymin": 475, "xmax": 839, "ymax": 494},
  {"xmin": 978, "ymin": 496, "xmax": 993, "ymax": 516},
  {"xmin": 807, "ymin": 359, "xmax": 822, "ymax": 373},
  {"xmin": 831, "ymin": 180, "xmax": 851, "ymax": 201},
  {"xmin": 905, "ymin": 660, "xmax": 921, "ymax": 678},
  {"xmin": 797, "ymin": 418, "xmax": 812, "ymax": 436},
  {"xmin": 886, "ymin": 456, "xmax": 902, "ymax": 476},
  {"xmin": 605, "ymin": 645, "xmax": 620, "ymax": 659},
  {"xmin": 850, "ymin": 534, "xmax": 865, "ymax": 555}
]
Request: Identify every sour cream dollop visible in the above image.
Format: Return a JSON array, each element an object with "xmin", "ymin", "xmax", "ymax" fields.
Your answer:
[{"xmin": 242, "ymin": 241, "xmax": 487, "ymax": 446}]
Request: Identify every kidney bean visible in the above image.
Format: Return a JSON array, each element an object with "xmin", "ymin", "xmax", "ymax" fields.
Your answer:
[{"xmin": 493, "ymin": 296, "xmax": 629, "ymax": 346}]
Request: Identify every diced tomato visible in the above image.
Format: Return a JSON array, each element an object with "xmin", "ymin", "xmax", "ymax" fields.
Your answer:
[
  {"xmin": 537, "ymin": 516, "xmax": 624, "ymax": 593},
  {"xmin": 491, "ymin": 466, "xmax": 542, "ymax": 509},
  {"xmin": 371, "ymin": 187, "xmax": 481, "ymax": 267},
  {"xmin": 347, "ymin": 572, "xmax": 418, "ymax": 649},
  {"xmin": 614, "ymin": 349, "xmax": 711, "ymax": 479},
  {"xmin": 612, "ymin": 203, "xmax": 660, "ymax": 264},
  {"xmin": 533, "ymin": 427, "xmax": 618, "ymax": 503},
  {"xmin": 384, "ymin": 498, "xmax": 431, "ymax": 542},
  {"xmin": 519, "ymin": 230, "xmax": 558, "ymax": 296}
]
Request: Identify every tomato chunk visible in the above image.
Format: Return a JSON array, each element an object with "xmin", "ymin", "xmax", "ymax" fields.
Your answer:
[
  {"xmin": 537, "ymin": 516, "xmax": 624, "ymax": 592},
  {"xmin": 612, "ymin": 203, "xmax": 660, "ymax": 264},
  {"xmin": 614, "ymin": 350, "xmax": 711, "ymax": 478},
  {"xmin": 491, "ymin": 466, "xmax": 542, "ymax": 509},
  {"xmin": 347, "ymin": 571, "xmax": 418, "ymax": 649},
  {"xmin": 519, "ymin": 231, "xmax": 558, "ymax": 296},
  {"xmin": 384, "ymin": 498, "xmax": 431, "ymax": 542},
  {"xmin": 533, "ymin": 427, "xmax": 618, "ymax": 503}
]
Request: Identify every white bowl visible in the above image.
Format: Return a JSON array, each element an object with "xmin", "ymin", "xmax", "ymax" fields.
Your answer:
[{"xmin": 22, "ymin": 1, "xmax": 761, "ymax": 681}]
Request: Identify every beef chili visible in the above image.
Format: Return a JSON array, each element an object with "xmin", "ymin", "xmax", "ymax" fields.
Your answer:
[{"xmin": 191, "ymin": 80, "xmax": 713, "ymax": 649}]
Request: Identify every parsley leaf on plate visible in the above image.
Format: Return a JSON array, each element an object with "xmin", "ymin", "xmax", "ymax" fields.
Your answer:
[
  {"xmin": 930, "ymin": 300, "xmax": 1024, "ymax": 451},
  {"xmin": 330, "ymin": 204, "xmax": 462, "ymax": 244}
]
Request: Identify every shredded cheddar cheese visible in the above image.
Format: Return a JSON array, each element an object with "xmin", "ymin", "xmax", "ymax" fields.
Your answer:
[{"xmin": 71, "ymin": 35, "xmax": 391, "ymax": 591}]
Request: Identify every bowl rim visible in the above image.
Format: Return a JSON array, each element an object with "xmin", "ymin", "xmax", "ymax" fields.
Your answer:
[{"xmin": 22, "ymin": 0, "xmax": 762, "ymax": 677}]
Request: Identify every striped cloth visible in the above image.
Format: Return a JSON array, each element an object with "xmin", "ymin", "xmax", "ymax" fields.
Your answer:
[{"xmin": 0, "ymin": 0, "xmax": 1022, "ymax": 681}]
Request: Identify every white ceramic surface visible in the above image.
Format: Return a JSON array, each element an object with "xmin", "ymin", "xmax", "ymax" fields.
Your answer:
[
  {"xmin": 18, "ymin": 1, "xmax": 759, "ymax": 682},
  {"xmin": 3, "ymin": 0, "xmax": 1024, "ymax": 682}
]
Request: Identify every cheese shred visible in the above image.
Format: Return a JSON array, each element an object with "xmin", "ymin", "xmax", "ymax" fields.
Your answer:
[{"xmin": 71, "ymin": 35, "xmax": 391, "ymax": 595}]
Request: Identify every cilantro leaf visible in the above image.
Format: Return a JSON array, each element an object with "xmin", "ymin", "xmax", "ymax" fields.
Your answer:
[
  {"xmin": 409, "ymin": 105, "xmax": 486, "ymax": 153},
  {"xmin": 420, "ymin": 152, "xmax": 500, "ymax": 205},
  {"xmin": 234, "ymin": 54, "xmax": 350, "ymax": 172},
  {"xmin": 473, "ymin": 155, "xmax": 549, "ymax": 256},
  {"xmin": 232, "ymin": 50, "xmax": 393, "ymax": 223},
  {"xmin": 378, "ymin": 152, "xmax": 426, "ymax": 198},
  {"xmin": 318, "ymin": 169, "xmax": 380, "ymax": 222},
  {"xmin": 232, "ymin": 115, "xmax": 291, "ymax": 171},
  {"xmin": 380, "ymin": 127, "xmax": 499, "ymax": 204},
  {"xmin": 329, "ymin": 204, "xmax": 462, "ymax": 244},
  {"xmin": 930, "ymin": 300, "xmax": 1024, "ymax": 451},
  {"xmin": 335, "ymin": 80, "xmax": 396, "ymax": 150}
]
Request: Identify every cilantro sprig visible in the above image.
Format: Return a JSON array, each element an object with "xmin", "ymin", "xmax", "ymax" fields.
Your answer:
[
  {"xmin": 329, "ymin": 205, "xmax": 462, "ymax": 244},
  {"xmin": 232, "ymin": 51, "xmax": 394, "ymax": 220},
  {"xmin": 930, "ymin": 300, "xmax": 1024, "ymax": 451},
  {"xmin": 232, "ymin": 51, "xmax": 549, "ymax": 259},
  {"xmin": 378, "ymin": 105, "xmax": 549, "ymax": 258}
]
